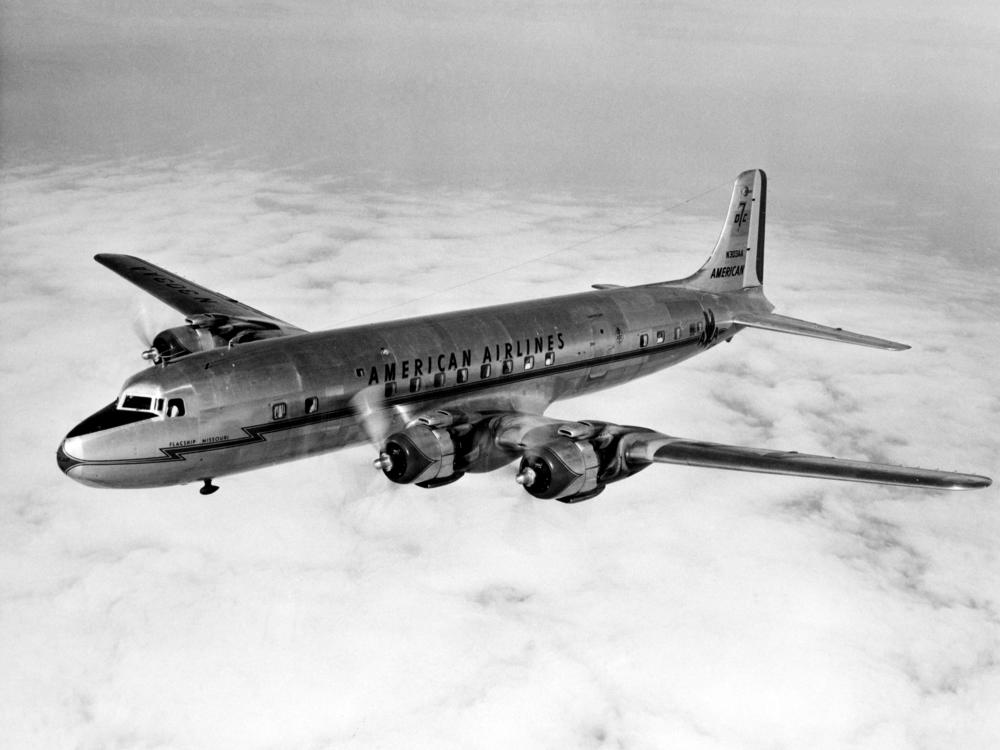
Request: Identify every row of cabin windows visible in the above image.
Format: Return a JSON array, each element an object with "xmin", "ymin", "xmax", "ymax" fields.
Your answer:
[
  {"xmin": 637, "ymin": 323, "xmax": 703, "ymax": 349},
  {"xmin": 268, "ymin": 323, "xmax": 705, "ymax": 422},
  {"xmin": 269, "ymin": 352, "xmax": 564, "ymax": 417},
  {"xmin": 381, "ymin": 351, "xmax": 557, "ymax": 398},
  {"xmin": 271, "ymin": 396, "xmax": 317, "ymax": 421}
]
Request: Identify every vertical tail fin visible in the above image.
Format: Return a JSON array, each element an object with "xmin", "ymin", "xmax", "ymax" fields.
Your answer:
[{"xmin": 685, "ymin": 169, "xmax": 766, "ymax": 292}]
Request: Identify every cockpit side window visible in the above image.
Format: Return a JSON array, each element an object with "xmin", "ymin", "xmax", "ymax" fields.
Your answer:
[{"xmin": 166, "ymin": 398, "xmax": 186, "ymax": 418}]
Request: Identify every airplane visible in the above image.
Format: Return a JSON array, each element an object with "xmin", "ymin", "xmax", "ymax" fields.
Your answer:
[{"xmin": 57, "ymin": 169, "xmax": 992, "ymax": 500}]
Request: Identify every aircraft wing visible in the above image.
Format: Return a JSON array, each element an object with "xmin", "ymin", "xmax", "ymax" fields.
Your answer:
[
  {"xmin": 95, "ymin": 253, "xmax": 307, "ymax": 334},
  {"xmin": 622, "ymin": 433, "xmax": 991, "ymax": 490},
  {"xmin": 372, "ymin": 409, "xmax": 990, "ymax": 501}
]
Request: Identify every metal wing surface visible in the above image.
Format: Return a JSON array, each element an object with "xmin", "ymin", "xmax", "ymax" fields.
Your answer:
[
  {"xmin": 625, "ymin": 434, "xmax": 991, "ymax": 490},
  {"xmin": 732, "ymin": 311, "xmax": 908, "ymax": 351},
  {"xmin": 95, "ymin": 253, "xmax": 307, "ymax": 334}
]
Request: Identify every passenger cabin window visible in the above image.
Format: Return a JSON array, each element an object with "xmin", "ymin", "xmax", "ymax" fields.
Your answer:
[
  {"xmin": 502, "ymin": 359, "xmax": 514, "ymax": 375},
  {"xmin": 689, "ymin": 323, "xmax": 697, "ymax": 335},
  {"xmin": 457, "ymin": 368, "xmax": 469, "ymax": 384},
  {"xmin": 524, "ymin": 356, "xmax": 534, "ymax": 371},
  {"xmin": 480, "ymin": 364, "xmax": 492, "ymax": 379},
  {"xmin": 409, "ymin": 377, "xmax": 421, "ymax": 393},
  {"xmin": 639, "ymin": 333, "xmax": 649, "ymax": 348},
  {"xmin": 433, "ymin": 372, "xmax": 446, "ymax": 388},
  {"xmin": 305, "ymin": 396, "xmax": 319, "ymax": 414},
  {"xmin": 544, "ymin": 351, "xmax": 555, "ymax": 366},
  {"xmin": 272, "ymin": 402, "xmax": 286, "ymax": 420},
  {"xmin": 656, "ymin": 330, "xmax": 665, "ymax": 343},
  {"xmin": 674, "ymin": 327, "xmax": 682, "ymax": 340},
  {"xmin": 384, "ymin": 381, "xmax": 397, "ymax": 398},
  {"xmin": 167, "ymin": 398, "xmax": 185, "ymax": 418}
]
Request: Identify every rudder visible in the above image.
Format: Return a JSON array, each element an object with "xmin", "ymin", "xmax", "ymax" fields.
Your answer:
[{"xmin": 685, "ymin": 169, "xmax": 766, "ymax": 292}]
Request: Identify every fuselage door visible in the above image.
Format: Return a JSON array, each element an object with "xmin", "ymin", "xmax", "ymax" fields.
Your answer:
[{"xmin": 587, "ymin": 312, "xmax": 613, "ymax": 380}]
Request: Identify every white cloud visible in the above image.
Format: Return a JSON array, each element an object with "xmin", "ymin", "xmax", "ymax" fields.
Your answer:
[{"xmin": 1, "ymin": 157, "xmax": 998, "ymax": 749}]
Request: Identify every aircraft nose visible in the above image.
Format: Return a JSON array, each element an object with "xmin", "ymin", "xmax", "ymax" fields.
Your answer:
[{"xmin": 57, "ymin": 437, "xmax": 82, "ymax": 475}]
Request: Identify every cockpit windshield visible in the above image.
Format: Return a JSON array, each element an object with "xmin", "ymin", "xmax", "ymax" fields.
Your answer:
[
  {"xmin": 117, "ymin": 392, "xmax": 171, "ymax": 415},
  {"xmin": 121, "ymin": 394, "xmax": 154, "ymax": 411},
  {"xmin": 67, "ymin": 392, "xmax": 188, "ymax": 438},
  {"xmin": 66, "ymin": 402, "xmax": 156, "ymax": 437}
]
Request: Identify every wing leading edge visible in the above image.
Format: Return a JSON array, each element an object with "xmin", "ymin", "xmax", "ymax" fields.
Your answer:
[
  {"xmin": 624, "ymin": 433, "xmax": 991, "ymax": 490},
  {"xmin": 94, "ymin": 253, "xmax": 306, "ymax": 334}
]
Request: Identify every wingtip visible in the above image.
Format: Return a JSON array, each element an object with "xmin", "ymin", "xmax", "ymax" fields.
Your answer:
[
  {"xmin": 935, "ymin": 472, "xmax": 992, "ymax": 490},
  {"xmin": 865, "ymin": 335, "xmax": 909, "ymax": 351},
  {"xmin": 948, "ymin": 476, "xmax": 993, "ymax": 490},
  {"xmin": 94, "ymin": 253, "xmax": 141, "ymax": 268}
]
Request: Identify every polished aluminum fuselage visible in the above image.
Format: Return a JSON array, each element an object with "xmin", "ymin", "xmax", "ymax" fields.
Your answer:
[{"xmin": 62, "ymin": 284, "xmax": 764, "ymax": 488}]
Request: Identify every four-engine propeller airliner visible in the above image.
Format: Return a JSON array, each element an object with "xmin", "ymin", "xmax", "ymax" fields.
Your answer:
[{"xmin": 58, "ymin": 170, "xmax": 992, "ymax": 500}]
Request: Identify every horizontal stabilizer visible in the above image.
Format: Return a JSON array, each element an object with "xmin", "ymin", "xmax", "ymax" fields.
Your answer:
[
  {"xmin": 733, "ymin": 311, "xmax": 908, "ymax": 351},
  {"xmin": 625, "ymin": 435, "xmax": 991, "ymax": 490}
]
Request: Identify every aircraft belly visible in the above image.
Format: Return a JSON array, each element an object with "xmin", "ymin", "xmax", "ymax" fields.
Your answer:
[{"xmin": 574, "ymin": 344, "xmax": 697, "ymax": 398}]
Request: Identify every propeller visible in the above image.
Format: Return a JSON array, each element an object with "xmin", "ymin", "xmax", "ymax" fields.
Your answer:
[
  {"xmin": 349, "ymin": 385, "xmax": 394, "ymax": 471},
  {"xmin": 131, "ymin": 303, "xmax": 157, "ymax": 348},
  {"xmin": 130, "ymin": 301, "xmax": 172, "ymax": 362}
]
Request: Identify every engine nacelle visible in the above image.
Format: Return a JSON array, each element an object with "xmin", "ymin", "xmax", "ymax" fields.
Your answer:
[
  {"xmin": 149, "ymin": 326, "xmax": 226, "ymax": 361},
  {"xmin": 379, "ymin": 424, "xmax": 459, "ymax": 486},
  {"xmin": 515, "ymin": 437, "xmax": 603, "ymax": 502},
  {"xmin": 145, "ymin": 320, "xmax": 286, "ymax": 363}
]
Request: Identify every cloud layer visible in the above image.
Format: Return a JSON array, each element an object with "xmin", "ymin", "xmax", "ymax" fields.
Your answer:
[
  {"xmin": 3, "ymin": 1, "xmax": 999, "ymax": 746},
  {"xmin": 1, "ymin": 158, "xmax": 998, "ymax": 749}
]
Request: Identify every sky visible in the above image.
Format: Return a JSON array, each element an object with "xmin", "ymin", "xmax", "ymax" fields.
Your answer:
[{"xmin": 2, "ymin": 1, "xmax": 999, "ymax": 748}]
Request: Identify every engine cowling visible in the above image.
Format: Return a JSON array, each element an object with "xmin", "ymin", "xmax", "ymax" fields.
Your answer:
[
  {"xmin": 145, "ymin": 319, "xmax": 286, "ymax": 363},
  {"xmin": 515, "ymin": 436, "xmax": 602, "ymax": 502},
  {"xmin": 148, "ymin": 326, "xmax": 225, "ymax": 361},
  {"xmin": 378, "ymin": 424, "xmax": 459, "ymax": 486}
]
